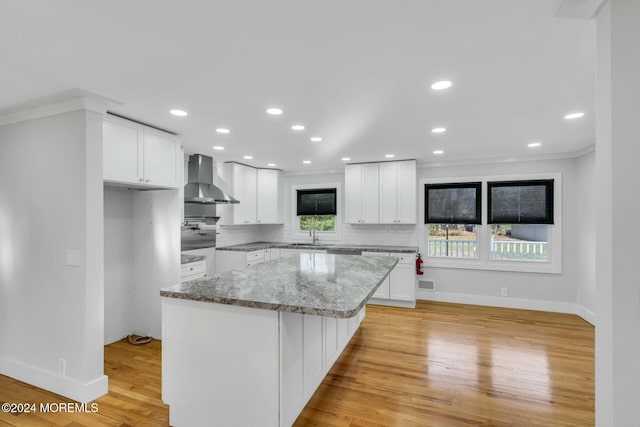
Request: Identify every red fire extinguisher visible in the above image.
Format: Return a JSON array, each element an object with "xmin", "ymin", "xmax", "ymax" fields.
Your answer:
[{"xmin": 416, "ymin": 253, "xmax": 424, "ymax": 275}]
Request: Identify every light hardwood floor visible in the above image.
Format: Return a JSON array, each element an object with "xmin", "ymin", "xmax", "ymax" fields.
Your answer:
[{"xmin": 0, "ymin": 301, "xmax": 594, "ymax": 427}]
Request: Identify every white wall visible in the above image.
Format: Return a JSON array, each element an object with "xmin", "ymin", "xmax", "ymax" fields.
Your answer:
[
  {"xmin": 575, "ymin": 151, "xmax": 596, "ymax": 323},
  {"xmin": 0, "ymin": 107, "xmax": 107, "ymax": 402},
  {"xmin": 596, "ymin": 1, "xmax": 640, "ymax": 424},
  {"xmin": 104, "ymin": 188, "xmax": 135, "ymax": 344}
]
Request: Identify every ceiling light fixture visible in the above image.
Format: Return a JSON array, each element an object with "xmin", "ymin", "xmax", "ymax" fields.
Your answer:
[
  {"xmin": 433, "ymin": 150, "xmax": 444, "ymax": 155},
  {"xmin": 216, "ymin": 128, "xmax": 230, "ymax": 134},
  {"xmin": 310, "ymin": 137, "xmax": 322, "ymax": 142},
  {"xmin": 213, "ymin": 146, "xmax": 225, "ymax": 151},
  {"xmin": 564, "ymin": 112, "xmax": 585, "ymax": 120},
  {"xmin": 341, "ymin": 157, "xmax": 351, "ymax": 161},
  {"xmin": 303, "ymin": 160, "xmax": 311, "ymax": 164},
  {"xmin": 385, "ymin": 154, "xmax": 395, "ymax": 158},
  {"xmin": 266, "ymin": 108, "xmax": 283, "ymax": 115},
  {"xmin": 528, "ymin": 142, "xmax": 542, "ymax": 148},
  {"xmin": 291, "ymin": 125, "xmax": 306, "ymax": 131},
  {"xmin": 431, "ymin": 80, "xmax": 452, "ymax": 90},
  {"xmin": 431, "ymin": 127, "xmax": 447, "ymax": 133},
  {"xmin": 170, "ymin": 109, "xmax": 188, "ymax": 117},
  {"xmin": 243, "ymin": 155, "xmax": 253, "ymax": 160},
  {"xmin": 267, "ymin": 163, "xmax": 276, "ymax": 167}
]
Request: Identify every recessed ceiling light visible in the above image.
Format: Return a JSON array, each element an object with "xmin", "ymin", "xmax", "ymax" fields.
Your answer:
[
  {"xmin": 431, "ymin": 127, "xmax": 447, "ymax": 133},
  {"xmin": 291, "ymin": 124, "xmax": 306, "ymax": 131},
  {"xmin": 216, "ymin": 128, "xmax": 230, "ymax": 134},
  {"xmin": 431, "ymin": 80, "xmax": 452, "ymax": 90},
  {"xmin": 310, "ymin": 137, "xmax": 322, "ymax": 142},
  {"xmin": 564, "ymin": 112, "xmax": 585, "ymax": 120},
  {"xmin": 433, "ymin": 150, "xmax": 444, "ymax": 155},
  {"xmin": 385, "ymin": 154, "xmax": 395, "ymax": 158},
  {"xmin": 267, "ymin": 163, "xmax": 276, "ymax": 167},
  {"xmin": 528, "ymin": 142, "xmax": 542, "ymax": 148},
  {"xmin": 266, "ymin": 108, "xmax": 283, "ymax": 115},
  {"xmin": 303, "ymin": 160, "xmax": 311, "ymax": 164},
  {"xmin": 244, "ymin": 155, "xmax": 253, "ymax": 160},
  {"xmin": 341, "ymin": 157, "xmax": 351, "ymax": 161},
  {"xmin": 170, "ymin": 109, "xmax": 188, "ymax": 117},
  {"xmin": 213, "ymin": 146, "xmax": 225, "ymax": 151}
]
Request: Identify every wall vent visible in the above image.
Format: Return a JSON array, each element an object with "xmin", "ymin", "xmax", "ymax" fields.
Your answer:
[{"xmin": 418, "ymin": 280, "xmax": 435, "ymax": 291}]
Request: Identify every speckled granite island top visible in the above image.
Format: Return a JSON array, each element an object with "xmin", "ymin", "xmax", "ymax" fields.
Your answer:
[
  {"xmin": 160, "ymin": 253, "xmax": 398, "ymax": 318},
  {"xmin": 217, "ymin": 241, "xmax": 418, "ymax": 253}
]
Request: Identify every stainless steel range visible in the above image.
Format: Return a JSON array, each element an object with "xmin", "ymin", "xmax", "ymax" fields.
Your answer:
[{"xmin": 181, "ymin": 154, "xmax": 239, "ymax": 250}]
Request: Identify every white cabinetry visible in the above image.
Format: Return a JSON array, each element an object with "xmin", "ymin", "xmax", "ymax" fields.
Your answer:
[
  {"xmin": 378, "ymin": 160, "xmax": 417, "ymax": 224},
  {"xmin": 344, "ymin": 163, "xmax": 379, "ymax": 224},
  {"xmin": 103, "ymin": 114, "xmax": 179, "ymax": 188},
  {"xmin": 180, "ymin": 260, "xmax": 206, "ymax": 283},
  {"xmin": 364, "ymin": 251, "xmax": 416, "ymax": 308},
  {"xmin": 224, "ymin": 163, "xmax": 282, "ymax": 225},
  {"xmin": 345, "ymin": 160, "xmax": 416, "ymax": 224}
]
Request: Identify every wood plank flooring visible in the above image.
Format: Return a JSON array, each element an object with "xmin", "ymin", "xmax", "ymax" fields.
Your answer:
[{"xmin": 0, "ymin": 301, "xmax": 594, "ymax": 426}]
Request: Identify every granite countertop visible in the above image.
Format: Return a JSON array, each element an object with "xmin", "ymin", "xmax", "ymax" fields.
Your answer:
[
  {"xmin": 181, "ymin": 254, "xmax": 207, "ymax": 264},
  {"xmin": 161, "ymin": 253, "xmax": 398, "ymax": 318},
  {"xmin": 217, "ymin": 241, "xmax": 418, "ymax": 254}
]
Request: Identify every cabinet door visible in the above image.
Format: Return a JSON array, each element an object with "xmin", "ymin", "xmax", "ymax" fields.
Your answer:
[
  {"xmin": 363, "ymin": 251, "xmax": 390, "ymax": 299},
  {"xmin": 103, "ymin": 117, "xmax": 143, "ymax": 184},
  {"xmin": 257, "ymin": 169, "xmax": 280, "ymax": 224},
  {"xmin": 389, "ymin": 256, "xmax": 416, "ymax": 301},
  {"xmin": 143, "ymin": 129, "xmax": 178, "ymax": 188},
  {"xmin": 396, "ymin": 160, "xmax": 417, "ymax": 223},
  {"xmin": 280, "ymin": 312, "xmax": 304, "ymax": 427},
  {"xmin": 344, "ymin": 164, "xmax": 363, "ymax": 223},
  {"xmin": 232, "ymin": 164, "xmax": 257, "ymax": 224},
  {"xmin": 378, "ymin": 162, "xmax": 398, "ymax": 224},
  {"xmin": 324, "ymin": 316, "xmax": 339, "ymax": 368},
  {"xmin": 361, "ymin": 163, "xmax": 379, "ymax": 223}
]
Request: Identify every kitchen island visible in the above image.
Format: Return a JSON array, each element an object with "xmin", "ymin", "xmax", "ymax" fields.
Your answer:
[{"xmin": 160, "ymin": 253, "xmax": 398, "ymax": 427}]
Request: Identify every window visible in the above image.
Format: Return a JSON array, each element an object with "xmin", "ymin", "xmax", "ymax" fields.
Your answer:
[
  {"xmin": 488, "ymin": 180, "xmax": 553, "ymax": 262},
  {"xmin": 419, "ymin": 174, "xmax": 561, "ymax": 273},
  {"xmin": 425, "ymin": 183, "xmax": 481, "ymax": 259},
  {"xmin": 292, "ymin": 184, "xmax": 342, "ymax": 241}
]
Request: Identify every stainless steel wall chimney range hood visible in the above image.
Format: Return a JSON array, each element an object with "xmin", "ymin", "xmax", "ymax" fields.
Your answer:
[{"xmin": 184, "ymin": 154, "xmax": 239, "ymax": 204}]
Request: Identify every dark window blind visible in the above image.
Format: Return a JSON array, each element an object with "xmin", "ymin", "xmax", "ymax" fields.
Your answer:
[
  {"xmin": 425, "ymin": 182, "xmax": 482, "ymax": 224},
  {"xmin": 487, "ymin": 179, "xmax": 554, "ymax": 224},
  {"xmin": 296, "ymin": 188, "xmax": 337, "ymax": 216}
]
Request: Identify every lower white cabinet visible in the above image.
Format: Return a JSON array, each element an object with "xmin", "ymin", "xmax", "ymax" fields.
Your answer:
[
  {"xmin": 279, "ymin": 308, "xmax": 364, "ymax": 427},
  {"xmin": 180, "ymin": 260, "xmax": 206, "ymax": 283},
  {"xmin": 363, "ymin": 251, "xmax": 416, "ymax": 308}
]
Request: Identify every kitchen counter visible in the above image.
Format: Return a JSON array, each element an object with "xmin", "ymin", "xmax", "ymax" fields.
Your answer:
[
  {"xmin": 217, "ymin": 241, "xmax": 418, "ymax": 254},
  {"xmin": 161, "ymin": 253, "xmax": 399, "ymax": 426},
  {"xmin": 161, "ymin": 253, "xmax": 398, "ymax": 318}
]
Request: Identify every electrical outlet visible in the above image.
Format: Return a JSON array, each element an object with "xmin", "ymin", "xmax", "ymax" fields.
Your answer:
[
  {"xmin": 500, "ymin": 287, "xmax": 508, "ymax": 297},
  {"xmin": 58, "ymin": 358, "xmax": 66, "ymax": 376}
]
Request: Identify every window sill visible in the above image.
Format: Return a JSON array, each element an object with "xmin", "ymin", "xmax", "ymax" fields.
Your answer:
[{"xmin": 425, "ymin": 258, "xmax": 561, "ymax": 274}]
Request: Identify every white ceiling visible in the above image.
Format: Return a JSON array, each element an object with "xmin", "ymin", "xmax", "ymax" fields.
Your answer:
[{"xmin": 0, "ymin": 0, "xmax": 595, "ymax": 173}]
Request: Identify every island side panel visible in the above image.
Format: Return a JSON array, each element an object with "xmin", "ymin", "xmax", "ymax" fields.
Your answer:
[{"xmin": 162, "ymin": 297, "xmax": 279, "ymax": 427}]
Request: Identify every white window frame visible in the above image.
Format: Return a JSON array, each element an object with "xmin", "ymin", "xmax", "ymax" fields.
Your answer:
[
  {"xmin": 419, "ymin": 173, "xmax": 562, "ymax": 274},
  {"xmin": 291, "ymin": 183, "xmax": 342, "ymax": 242}
]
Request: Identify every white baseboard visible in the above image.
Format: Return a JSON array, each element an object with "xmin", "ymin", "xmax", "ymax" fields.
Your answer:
[
  {"xmin": 367, "ymin": 298, "xmax": 416, "ymax": 309},
  {"xmin": 416, "ymin": 290, "xmax": 596, "ymax": 325},
  {"xmin": 0, "ymin": 355, "xmax": 108, "ymax": 403},
  {"xmin": 576, "ymin": 305, "xmax": 596, "ymax": 326}
]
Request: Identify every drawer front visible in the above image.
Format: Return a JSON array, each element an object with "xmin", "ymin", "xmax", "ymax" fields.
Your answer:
[
  {"xmin": 181, "ymin": 261, "xmax": 205, "ymax": 277},
  {"xmin": 246, "ymin": 250, "xmax": 265, "ymax": 262}
]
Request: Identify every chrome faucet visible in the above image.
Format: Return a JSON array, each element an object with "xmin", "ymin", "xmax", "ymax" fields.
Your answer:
[{"xmin": 309, "ymin": 216, "xmax": 319, "ymax": 244}]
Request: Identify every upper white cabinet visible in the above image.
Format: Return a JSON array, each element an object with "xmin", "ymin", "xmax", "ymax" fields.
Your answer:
[
  {"xmin": 103, "ymin": 114, "xmax": 179, "ymax": 189},
  {"xmin": 344, "ymin": 163, "xmax": 379, "ymax": 224},
  {"xmin": 224, "ymin": 162, "xmax": 282, "ymax": 225},
  {"xmin": 378, "ymin": 160, "xmax": 417, "ymax": 224},
  {"xmin": 345, "ymin": 160, "xmax": 416, "ymax": 224}
]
